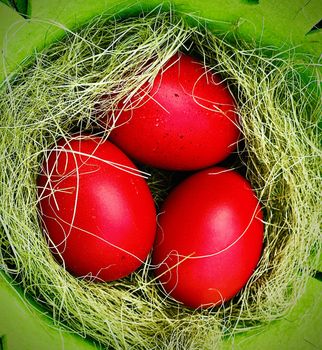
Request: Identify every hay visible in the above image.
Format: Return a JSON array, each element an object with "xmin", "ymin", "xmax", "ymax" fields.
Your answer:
[{"xmin": 0, "ymin": 9, "xmax": 321, "ymax": 350}]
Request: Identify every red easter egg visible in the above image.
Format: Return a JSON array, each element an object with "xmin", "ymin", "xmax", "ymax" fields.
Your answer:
[
  {"xmin": 105, "ymin": 53, "xmax": 239, "ymax": 170},
  {"xmin": 37, "ymin": 135, "xmax": 156, "ymax": 281},
  {"xmin": 152, "ymin": 167, "xmax": 264, "ymax": 308}
]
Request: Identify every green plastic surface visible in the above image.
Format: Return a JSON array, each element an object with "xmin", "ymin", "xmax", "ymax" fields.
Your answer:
[
  {"xmin": 0, "ymin": 0, "xmax": 321, "ymax": 82},
  {"xmin": 0, "ymin": 1, "xmax": 321, "ymax": 349},
  {"xmin": 0, "ymin": 272, "xmax": 97, "ymax": 350},
  {"xmin": 0, "ymin": 270, "xmax": 321, "ymax": 350}
]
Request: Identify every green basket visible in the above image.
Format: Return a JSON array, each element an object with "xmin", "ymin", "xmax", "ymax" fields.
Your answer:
[{"xmin": 0, "ymin": 1, "xmax": 321, "ymax": 349}]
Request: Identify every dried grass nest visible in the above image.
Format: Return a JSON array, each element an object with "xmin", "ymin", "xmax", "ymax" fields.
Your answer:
[{"xmin": 0, "ymin": 9, "xmax": 321, "ymax": 350}]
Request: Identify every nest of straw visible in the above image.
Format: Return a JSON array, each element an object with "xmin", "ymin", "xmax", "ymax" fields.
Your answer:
[{"xmin": 0, "ymin": 10, "xmax": 321, "ymax": 350}]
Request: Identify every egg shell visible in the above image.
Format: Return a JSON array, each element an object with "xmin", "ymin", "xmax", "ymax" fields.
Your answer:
[
  {"xmin": 106, "ymin": 53, "xmax": 240, "ymax": 170},
  {"xmin": 37, "ymin": 135, "xmax": 156, "ymax": 281},
  {"xmin": 152, "ymin": 167, "xmax": 264, "ymax": 308}
]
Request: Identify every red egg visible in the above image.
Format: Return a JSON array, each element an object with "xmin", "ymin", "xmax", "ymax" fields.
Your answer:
[
  {"xmin": 105, "ymin": 53, "xmax": 239, "ymax": 170},
  {"xmin": 152, "ymin": 167, "xmax": 264, "ymax": 309},
  {"xmin": 37, "ymin": 135, "xmax": 156, "ymax": 281}
]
